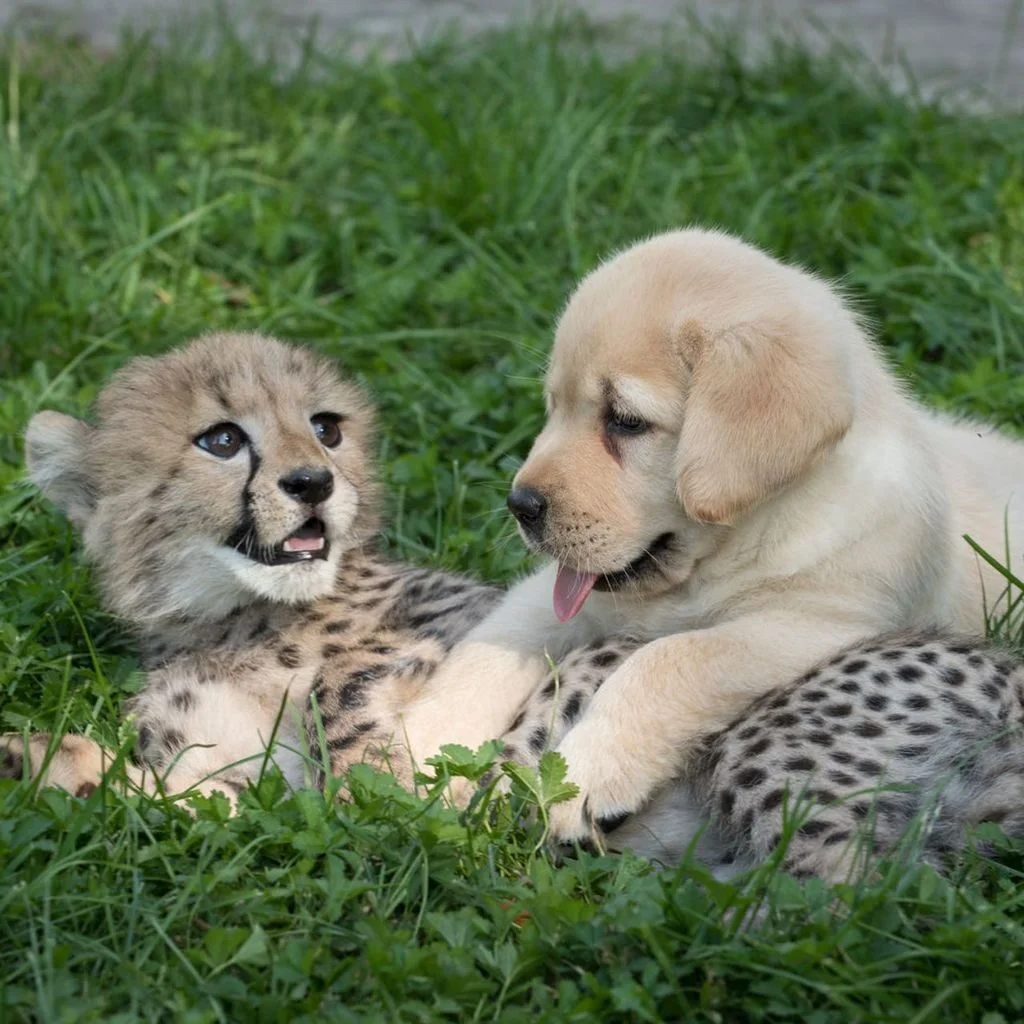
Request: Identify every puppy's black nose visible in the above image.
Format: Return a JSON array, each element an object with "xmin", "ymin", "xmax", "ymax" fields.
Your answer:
[
  {"xmin": 279, "ymin": 467, "xmax": 334, "ymax": 505},
  {"xmin": 507, "ymin": 486, "xmax": 547, "ymax": 532}
]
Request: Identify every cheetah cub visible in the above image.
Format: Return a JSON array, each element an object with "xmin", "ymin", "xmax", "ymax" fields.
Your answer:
[
  {"xmin": 4, "ymin": 332, "xmax": 510, "ymax": 802},
  {"xmin": 4, "ymin": 332, "xmax": 1024, "ymax": 885}
]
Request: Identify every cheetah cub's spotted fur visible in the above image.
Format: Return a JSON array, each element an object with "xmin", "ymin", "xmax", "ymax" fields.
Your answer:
[
  {"xmin": 511, "ymin": 633, "xmax": 1024, "ymax": 879},
  {"xmin": 4, "ymin": 332, "xmax": 1024, "ymax": 884}
]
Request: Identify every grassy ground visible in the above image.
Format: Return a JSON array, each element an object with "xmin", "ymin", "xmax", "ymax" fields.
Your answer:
[{"xmin": 3, "ymin": 13, "xmax": 1024, "ymax": 1022}]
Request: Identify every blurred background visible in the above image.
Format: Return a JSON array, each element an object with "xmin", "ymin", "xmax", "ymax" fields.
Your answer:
[{"xmin": 2, "ymin": 0, "xmax": 1023, "ymax": 105}]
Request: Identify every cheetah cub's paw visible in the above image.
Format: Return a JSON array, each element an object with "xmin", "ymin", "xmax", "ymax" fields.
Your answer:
[{"xmin": 0, "ymin": 733, "xmax": 112, "ymax": 798}]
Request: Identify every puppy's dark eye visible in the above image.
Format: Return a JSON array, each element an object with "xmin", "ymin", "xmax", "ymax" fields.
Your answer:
[
  {"xmin": 311, "ymin": 413, "xmax": 342, "ymax": 449},
  {"xmin": 195, "ymin": 422, "xmax": 246, "ymax": 459},
  {"xmin": 606, "ymin": 411, "xmax": 649, "ymax": 437}
]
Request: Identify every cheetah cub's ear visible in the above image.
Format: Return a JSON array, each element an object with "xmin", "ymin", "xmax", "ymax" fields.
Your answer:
[{"xmin": 25, "ymin": 411, "xmax": 96, "ymax": 528}]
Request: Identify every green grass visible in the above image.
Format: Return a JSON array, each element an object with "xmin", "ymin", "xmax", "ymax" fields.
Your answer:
[{"xmin": 3, "ymin": 13, "xmax": 1024, "ymax": 1021}]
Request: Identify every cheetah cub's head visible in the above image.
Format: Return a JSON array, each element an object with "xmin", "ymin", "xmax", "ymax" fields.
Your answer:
[{"xmin": 25, "ymin": 332, "xmax": 377, "ymax": 628}]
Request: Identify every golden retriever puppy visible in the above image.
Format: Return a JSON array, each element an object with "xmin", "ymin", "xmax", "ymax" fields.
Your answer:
[{"xmin": 396, "ymin": 228, "xmax": 1024, "ymax": 844}]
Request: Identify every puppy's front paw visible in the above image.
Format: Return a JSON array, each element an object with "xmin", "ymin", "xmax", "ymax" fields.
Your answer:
[{"xmin": 545, "ymin": 726, "xmax": 652, "ymax": 850}]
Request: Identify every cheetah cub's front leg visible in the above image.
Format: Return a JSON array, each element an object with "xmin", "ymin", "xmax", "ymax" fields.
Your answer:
[{"xmin": 1, "ymin": 670, "xmax": 309, "ymax": 810}]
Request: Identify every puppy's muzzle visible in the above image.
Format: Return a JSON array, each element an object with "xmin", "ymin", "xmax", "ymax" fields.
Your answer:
[{"xmin": 507, "ymin": 486, "xmax": 547, "ymax": 539}]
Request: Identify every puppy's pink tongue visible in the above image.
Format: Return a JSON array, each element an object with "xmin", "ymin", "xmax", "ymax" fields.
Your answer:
[{"xmin": 553, "ymin": 565, "xmax": 599, "ymax": 623}]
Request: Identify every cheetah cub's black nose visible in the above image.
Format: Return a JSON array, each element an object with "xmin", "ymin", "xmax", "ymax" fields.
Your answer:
[
  {"xmin": 507, "ymin": 486, "xmax": 547, "ymax": 532},
  {"xmin": 279, "ymin": 467, "xmax": 334, "ymax": 505}
]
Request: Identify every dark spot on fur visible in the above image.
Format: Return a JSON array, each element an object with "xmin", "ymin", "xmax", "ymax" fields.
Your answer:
[
  {"xmin": 736, "ymin": 766, "xmax": 767, "ymax": 789},
  {"xmin": 806, "ymin": 730, "xmax": 834, "ymax": 747},
  {"xmin": 897, "ymin": 664, "xmax": 924, "ymax": 683},
  {"xmin": 784, "ymin": 756, "xmax": 816, "ymax": 772},
  {"xmin": 880, "ymin": 649, "xmax": 904, "ymax": 661},
  {"xmin": 827, "ymin": 771, "xmax": 857, "ymax": 786},
  {"xmin": 798, "ymin": 818, "xmax": 832, "ymax": 838},
  {"xmin": 843, "ymin": 659, "xmax": 868, "ymax": 675},
  {"xmin": 339, "ymin": 665, "xmax": 387, "ymax": 710},
  {"xmin": 865, "ymin": 693, "xmax": 889, "ymax": 712},
  {"xmin": 149, "ymin": 483, "xmax": 169, "ymax": 501},
  {"xmin": 982, "ymin": 681, "xmax": 1002, "ymax": 701},
  {"xmin": 940, "ymin": 666, "xmax": 966, "ymax": 687},
  {"xmin": 172, "ymin": 691, "xmax": 194, "ymax": 713},
  {"xmin": 838, "ymin": 680, "xmax": 861, "ymax": 694},
  {"xmin": 737, "ymin": 725, "xmax": 760, "ymax": 741},
  {"xmin": 830, "ymin": 750, "xmax": 854, "ymax": 765},
  {"xmin": 720, "ymin": 788, "xmax": 736, "ymax": 816},
  {"xmin": 823, "ymin": 829, "xmax": 851, "ymax": 847},
  {"xmin": 854, "ymin": 721, "xmax": 884, "ymax": 738},
  {"xmin": 321, "ymin": 643, "xmax": 347, "ymax": 659},
  {"xmin": 529, "ymin": 727, "xmax": 548, "ymax": 753},
  {"xmin": 772, "ymin": 712, "xmax": 799, "ymax": 728},
  {"xmin": 917, "ymin": 650, "xmax": 938, "ymax": 665},
  {"xmin": 138, "ymin": 726, "xmax": 153, "ymax": 751},
  {"xmin": 1, "ymin": 748, "xmax": 24, "ymax": 777},
  {"xmin": 768, "ymin": 692, "xmax": 790, "ymax": 711},
  {"xmin": 277, "ymin": 645, "xmax": 302, "ymax": 669},
  {"xmin": 591, "ymin": 650, "xmax": 621, "ymax": 668},
  {"xmin": 907, "ymin": 721, "xmax": 940, "ymax": 736},
  {"xmin": 872, "ymin": 671, "xmax": 891, "ymax": 686},
  {"xmin": 856, "ymin": 759, "xmax": 883, "ymax": 776},
  {"xmin": 850, "ymin": 801, "xmax": 869, "ymax": 819},
  {"xmin": 327, "ymin": 720, "xmax": 378, "ymax": 753},
  {"xmin": 509, "ymin": 710, "xmax": 526, "ymax": 733},
  {"xmin": 967, "ymin": 654, "xmax": 984, "ymax": 667},
  {"xmin": 163, "ymin": 729, "xmax": 184, "ymax": 752},
  {"xmin": 745, "ymin": 736, "xmax": 771, "ymax": 757},
  {"xmin": 823, "ymin": 702, "xmax": 853, "ymax": 718},
  {"xmin": 562, "ymin": 692, "xmax": 584, "ymax": 724},
  {"xmin": 802, "ymin": 690, "xmax": 827, "ymax": 703},
  {"xmin": 762, "ymin": 788, "xmax": 784, "ymax": 811},
  {"xmin": 939, "ymin": 692, "xmax": 982, "ymax": 719}
]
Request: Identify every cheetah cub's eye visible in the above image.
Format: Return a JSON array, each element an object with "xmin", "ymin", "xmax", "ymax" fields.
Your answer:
[
  {"xmin": 194, "ymin": 422, "xmax": 246, "ymax": 459},
  {"xmin": 311, "ymin": 413, "xmax": 342, "ymax": 449}
]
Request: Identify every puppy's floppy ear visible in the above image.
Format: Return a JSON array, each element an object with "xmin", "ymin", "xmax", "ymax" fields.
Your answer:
[
  {"xmin": 674, "ymin": 318, "xmax": 854, "ymax": 524},
  {"xmin": 25, "ymin": 411, "xmax": 97, "ymax": 528}
]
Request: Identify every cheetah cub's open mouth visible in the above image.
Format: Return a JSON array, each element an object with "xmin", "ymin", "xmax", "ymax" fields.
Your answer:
[{"xmin": 233, "ymin": 517, "xmax": 329, "ymax": 567}]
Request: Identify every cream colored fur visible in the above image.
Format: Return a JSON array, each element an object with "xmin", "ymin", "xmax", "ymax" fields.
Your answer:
[{"xmin": 397, "ymin": 228, "xmax": 1024, "ymax": 842}]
